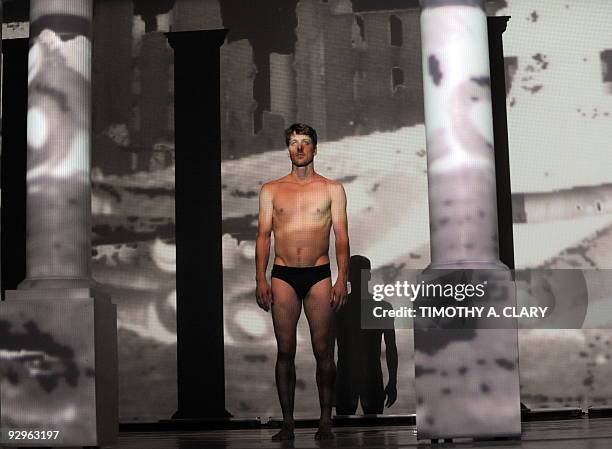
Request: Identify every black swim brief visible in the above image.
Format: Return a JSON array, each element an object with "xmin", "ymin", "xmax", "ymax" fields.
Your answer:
[{"xmin": 271, "ymin": 263, "xmax": 332, "ymax": 300}]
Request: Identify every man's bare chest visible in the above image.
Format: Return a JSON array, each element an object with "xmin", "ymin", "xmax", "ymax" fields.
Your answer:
[{"xmin": 273, "ymin": 187, "xmax": 332, "ymax": 220}]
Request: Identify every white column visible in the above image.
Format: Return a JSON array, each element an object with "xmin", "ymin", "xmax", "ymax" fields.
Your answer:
[
  {"xmin": 0, "ymin": 2, "xmax": 117, "ymax": 445},
  {"xmin": 420, "ymin": 0, "xmax": 500, "ymax": 267},
  {"xmin": 414, "ymin": 0, "xmax": 521, "ymax": 442},
  {"xmin": 23, "ymin": 0, "xmax": 94, "ymax": 287}
]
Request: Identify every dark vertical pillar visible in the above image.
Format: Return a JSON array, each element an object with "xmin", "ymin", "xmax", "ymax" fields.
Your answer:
[
  {"xmin": 140, "ymin": 32, "xmax": 170, "ymax": 150},
  {"xmin": 488, "ymin": 16, "xmax": 514, "ymax": 270},
  {"xmin": 0, "ymin": 0, "xmax": 3, "ymax": 299},
  {"xmin": 165, "ymin": 29, "xmax": 230, "ymax": 419},
  {"xmin": 92, "ymin": 0, "xmax": 133, "ymax": 134},
  {"xmin": 1, "ymin": 38, "xmax": 28, "ymax": 298}
]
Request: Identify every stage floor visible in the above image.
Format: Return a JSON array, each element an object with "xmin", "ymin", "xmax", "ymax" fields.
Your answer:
[{"xmin": 118, "ymin": 417, "xmax": 612, "ymax": 448}]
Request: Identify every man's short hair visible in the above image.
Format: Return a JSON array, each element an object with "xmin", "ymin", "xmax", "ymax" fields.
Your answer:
[{"xmin": 285, "ymin": 123, "xmax": 318, "ymax": 147}]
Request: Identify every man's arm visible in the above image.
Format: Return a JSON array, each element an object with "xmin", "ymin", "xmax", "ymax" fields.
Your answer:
[
  {"xmin": 330, "ymin": 182, "xmax": 349, "ymax": 310},
  {"xmin": 255, "ymin": 183, "xmax": 274, "ymax": 311},
  {"xmin": 383, "ymin": 327, "xmax": 398, "ymax": 408}
]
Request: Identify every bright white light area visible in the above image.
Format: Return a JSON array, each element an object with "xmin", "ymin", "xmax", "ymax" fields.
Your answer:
[
  {"xmin": 151, "ymin": 238, "xmax": 176, "ymax": 273},
  {"xmin": 27, "ymin": 43, "xmax": 42, "ymax": 85},
  {"xmin": 235, "ymin": 309, "xmax": 268, "ymax": 339},
  {"xmin": 27, "ymin": 107, "xmax": 48, "ymax": 149}
]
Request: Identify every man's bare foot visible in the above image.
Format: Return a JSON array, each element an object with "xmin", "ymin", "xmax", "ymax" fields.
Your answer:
[
  {"xmin": 272, "ymin": 424, "xmax": 295, "ymax": 441},
  {"xmin": 314, "ymin": 421, "xmax": 334, "ymax": 440}
]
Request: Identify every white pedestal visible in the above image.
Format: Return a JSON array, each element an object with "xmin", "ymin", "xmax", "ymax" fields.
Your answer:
[
  {"xmin": 0, "ymin": 289, "xmax": 117, "ymax": 447},
  {"xmin": 413, "ymin": 266, "xmax": 521, "ymax": 441}
]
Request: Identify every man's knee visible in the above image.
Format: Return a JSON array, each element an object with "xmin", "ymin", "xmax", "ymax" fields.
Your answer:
[
  {"xmin": 277, "ymin": 340, "xmax": 297, "ymax": 361},
  {"xmin": 313, "ymin": 340, "xmax": 334, "ymax": 365}
]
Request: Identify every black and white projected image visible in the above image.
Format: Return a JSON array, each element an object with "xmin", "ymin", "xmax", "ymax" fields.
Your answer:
[
  {"xmin": 221, "ymin": 0, "xmax": 612, "ymax": 418},
  {"xmin": 3, "ymin": 0, "xmax": 612, "ymax": 423},
  {"xmin": 89, "ymin": 4, "xmax": 178, "ymax": 421},
  {"xmin": 498, "ymin": 0, "xmax": 612, "ymax": 412}
]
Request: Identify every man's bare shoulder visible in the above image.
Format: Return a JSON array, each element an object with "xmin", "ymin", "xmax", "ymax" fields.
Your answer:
[
  {"xmin": 260, "ymin": 177, "xmax": 287, "ymax": 190},
  {"xmin": 306, "ymin": 174, "xmax": 342, "ymax": 189},
  {"xmin": 259, "ymin": 181, "xmax": 277, "ymax": 204},
  {"xmin": 323, "ymin": 177, "xmax": 342, "ymax": 187},
  {"xmin": 263, "ymin": 175, "xmax": 294, "ymax": 187},
  {"xmin": 260, "ymin": 177, "xmax": 289, "ymax": 197},
  {"xmin": 322, "ymin": 177, "xmax": 345, "ymax": 194}
]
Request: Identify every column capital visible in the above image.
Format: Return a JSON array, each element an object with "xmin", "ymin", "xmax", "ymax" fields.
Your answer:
[
  {"xmin": 420, "ymin": 0, "xmax": 485, "ymax": 10},
  {"xmin": 164, "ymin": 29, "xmax": 228, "ymax": 51},
  {"xmin": 30, "ymin": 0, "xmax": 93, "ymax": 39},
  {"xmin": 488, "ymin": 15, "xmax": 510, "ymax": 34}
]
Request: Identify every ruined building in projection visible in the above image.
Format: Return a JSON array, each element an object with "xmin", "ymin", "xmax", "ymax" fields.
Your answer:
[
  {"xmin": 221, "ymin": 1, "xmax": 424, "ymax": 159},
  {"xmin": 219, "ymin": 0, "xmax": 510, "ymax": 159},
  {"xmin": 3, "ymin": 0, "xmax": 506, "ymax": 166}
]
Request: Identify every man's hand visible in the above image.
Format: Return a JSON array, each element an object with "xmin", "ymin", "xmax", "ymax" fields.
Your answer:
[
  {"xmin": 384, "ymin": 382, "xmax": 397, "ymax": 408},
  {"xmin": 256, "ymin": 279, "xmax": 273, "ymax": 312},
  {"xmin": 330, "ymin": 280, "xmax": 348, "ymax": 311}
]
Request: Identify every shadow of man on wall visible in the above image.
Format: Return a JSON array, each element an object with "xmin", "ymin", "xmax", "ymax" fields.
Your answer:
[{"xmin": 335, "ymin": 255, "xmax": 398, "ymax": 415}]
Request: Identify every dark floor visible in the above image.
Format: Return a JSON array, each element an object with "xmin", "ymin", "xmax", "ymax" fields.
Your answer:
[{"xmin": 117, "ymin": 417, "xmax": 612, "ymax": 448}]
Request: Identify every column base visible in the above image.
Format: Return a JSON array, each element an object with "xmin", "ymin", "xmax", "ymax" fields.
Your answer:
[
  {"xmin": 0, "ymin": 288, "xmax": 118, "ymax": 447},
  {"xmin": 16, "ymin": 276, "xmax": 103, "ymax": 292},
  {"xmin": 426, "ymin": 259, "xmax": 510, "ymax": 271},
  {"xmin": 414, "ymin": 259, "xmax": 521, "ymax": 440}
]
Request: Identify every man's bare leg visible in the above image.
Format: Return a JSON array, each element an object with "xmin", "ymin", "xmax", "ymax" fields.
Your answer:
[
  {"xmin": 304, "ymin": 278, "xmax": 335, "ymax": 440},
  {"xmin": 270, "ymin": 278, "xmax": 302, "ymax": 441}
]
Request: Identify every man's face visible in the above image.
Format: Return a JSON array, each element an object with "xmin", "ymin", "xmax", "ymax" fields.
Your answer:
[{"xmin": 288, "ymin": 133, "xmax": 316, "ymax": 167}]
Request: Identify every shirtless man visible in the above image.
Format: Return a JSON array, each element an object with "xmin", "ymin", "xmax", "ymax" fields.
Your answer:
[{"xmin": 255, "ymin": 123, "xmax": 349, "ymax": 440}]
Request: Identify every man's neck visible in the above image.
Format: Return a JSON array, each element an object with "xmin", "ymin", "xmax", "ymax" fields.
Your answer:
[{"xmin": 290, "ymin": 163, "xmax": 316, "ymax": 183}]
